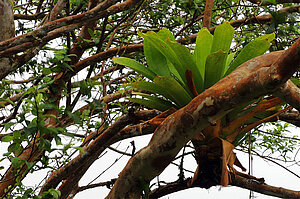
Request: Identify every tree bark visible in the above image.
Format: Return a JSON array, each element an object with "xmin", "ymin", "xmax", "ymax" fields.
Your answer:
[{"xmin": 0, "ymin": 0, "xmax": 14, "ymax": 78}]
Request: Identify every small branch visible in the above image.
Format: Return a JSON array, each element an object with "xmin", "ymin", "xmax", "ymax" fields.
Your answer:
[
  {"xmin": 231, "ymin": 174, "xmax": 300, "ymax": 198},
  {"xmin": 203, "ymin": 0, "xmax": 214, "ymax": 28},
  {"xmin": 77, "ymin": 178, "xmax": 117, "ymax": 192},
  {"xmin": 149, "ymin": 173, "xmax": 300, "ymax": 199},
  {"xmin": 248, "ymin": 0, "xmax": 300, "ymax": 5}
]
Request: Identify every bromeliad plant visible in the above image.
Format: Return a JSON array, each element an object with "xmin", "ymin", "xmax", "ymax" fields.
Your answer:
[
  {"xmin": 113, "ymin": 22, "xmax": 288, "ymax": 187},
  {"xmin": 113, "ymin": 22, "xmax": 275, "ymax": 111}
]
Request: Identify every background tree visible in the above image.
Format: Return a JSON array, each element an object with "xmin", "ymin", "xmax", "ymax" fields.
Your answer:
[{"xmin": 0, "ymin": 0, "xmax": 299, "ymax": 198}]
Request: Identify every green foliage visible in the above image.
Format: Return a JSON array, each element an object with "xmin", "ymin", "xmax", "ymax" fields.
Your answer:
[
  {"xmin": 113, "ymin": 22, "xmax": 274, "ymax": 111},
  {"xmin": 242, "ymin": 123, "xmax": 298, "ymax": 161}
]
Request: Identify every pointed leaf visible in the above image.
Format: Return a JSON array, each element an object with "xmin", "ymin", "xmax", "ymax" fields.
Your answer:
[
  {"xmin": 113, "ymin": 57, "xmax": 156, "ymax": 80},
  {"xmin": 194, "ymin": 27, "xmax": 213, "ymax": 81},
  {"xmin": 130, "ymin": 81, "xmax": 176, "ymax": 103},
  {"xmin": 211, "ymin": 21, "xmax": 234, "ymax": 53},
  {"xmin": 129, "ymin": 93, "xmax": 175, "ymax": 111},
  {"xmin": 157, "ymin": 28, "xmax": 176, "ymax": 41},
  {"xmin": 138, "ymin": 32, "xmax": 187, "ymax": 86},
  {"xmin": 205, "ymin": 50, "xmax": 227, "ymax": 89},
  {"xmin": 225, "ymin": 33, "xmax": 275, "ymax": 76},
  {"xmin": 154, "ymin": 76, "xmax": 192, "ymax": 107},
  {"xmin": 168, "ymin": 60, "xmax": 184, "ymax": 83},
  {"xmin": 1, "ymin": 136, "xmax": 13, "ymax": 142},
  {"xmin": 223, "ymin": 52, "xmax": 236, "ymax": 75}
]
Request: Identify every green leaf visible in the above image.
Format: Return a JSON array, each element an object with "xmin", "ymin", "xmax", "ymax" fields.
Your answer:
[
  {"xmin": 0, "ymin": 98, "xmax": 15, "ymax": 106},
  {"xmin": 211, "ymin": 21, "xmax": 234, "ymax": 54},
  {"xmin": 88, "ymin": 28, "xmax": 94, "ymax": 37},
  {"xmin": 129, "ymin": 93, "xmax": 174, "ymax": 111},
  {"xmin": 40, "ymin": 103, "xmax": 59, "ymax": 110},
  {"xmin": 63, "ymin": 63, "xmax": 74, "ymax": 72},
  {"xmin": 113, "ymin": 57, "xmax": 156, "ymax": 80},
  {"xmin": 79, "ymin": 80, "xmax": 91, "ymax": 96},
  {"xmin": 49, "ymin": 189, "xmax": 61, "ymax": 199},
  {"xmin": 166, "ymin": 40, "xmax": 204, "ymax": 93},
  {"xmin": 138, "ymin": 31, "xmax": 187, "ymax": 85},
  {"xmin": 264, "ymin": 0, "xmax": 277, "ymax": 4},
  {"xmin": 42, "ymin": 68, "xmax": 52, "ymax": 75},
  {"xmin": 36, "ymin": 93, "xmax": 43, "ymax": 103},
  {"xmin": 290, "ymin": 78, "xmax": 300, "ymax": 86},
  {"xmin": 194, "ymin": 27, "xmax": 213, "ymax": 82},
  {"xmin": 11, "ymin": 157, "xmax": 24, "ymax": 168},
  {"xmin": 1, "ymin": 136, "xmax": 13, "ymax": 142},
  {"xmin": 76, "ymin": 0, "xmax": 81, "ymax": 6},
  {"xmin": 8, "ymin": 143, "xmax": 23, "ymax": 156},
  {"xmin": 66, "ymin": 111, "xmax": 81, "ymax": 124},
  {"xmin": 54, "ymin": 135, "xmax": 62, "ymax": 145},
  {"xmin": 225, "ymin": 33, "xmax": 275, "ymax": 76},
  {"xmin": 223, "ymin": 52, "xmax": 236, "ymax": 75},
  {"xmin": 25, "ymin": 161, "xmax": 34, "ymax": 168},
  {"xmin": 13, "ymin": 131, "xmax": 21, "ymax": 139},
  {"xmin": 144, "ymin": 39, "xmax": 171, "ymax": 76},
  {"xmin": 130, "ymin": 81, "xmax": 176, "ymax": 103},
  {"xmin": 204, "ymin": 50, "xmax": 227, "ymax": 89},
  {"xmin": 5, "ymin": 122, "xmax": 14, "ymax": 131},
  {"xmin": 154, "ymin": 76, "xmax": 192, "ymax": 107},
  {"xmin": 74, "ymin": 146, "xmax": 85, "ymax": 154},
  {"xmin": 156, "ymin": 28, "xmax": 176, "ymax": 41}
]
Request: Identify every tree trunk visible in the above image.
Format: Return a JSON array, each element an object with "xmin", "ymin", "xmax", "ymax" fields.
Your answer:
[{"xmin": 0, "ymin": 0, "xmax": 14, "ymax": 76}]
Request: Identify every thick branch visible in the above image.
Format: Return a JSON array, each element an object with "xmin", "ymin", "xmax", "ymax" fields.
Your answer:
[{"xmin": 106, "ymin": 38, "xmax": 300, "ymax": 198}]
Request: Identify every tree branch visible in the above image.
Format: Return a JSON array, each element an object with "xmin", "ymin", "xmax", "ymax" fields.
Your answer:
[{"xmin": 275, "ymin": 80, "xmax": 300, "ymax": 111}]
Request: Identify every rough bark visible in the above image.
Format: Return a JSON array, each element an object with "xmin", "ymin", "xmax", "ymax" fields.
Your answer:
[{"xmin": 0, "ymin": 0, "xmax": 14, "ymax": 79}]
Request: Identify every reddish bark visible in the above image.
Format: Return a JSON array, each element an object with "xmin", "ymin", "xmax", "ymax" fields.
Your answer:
[{"xmin": 203, "ymin": 0, "xmax": 214, "ymax": 28}]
